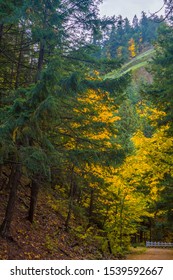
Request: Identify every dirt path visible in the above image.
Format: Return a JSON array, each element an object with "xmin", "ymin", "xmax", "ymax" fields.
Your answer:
[{"xmin": 126, "ymin": 248, "xmax": 173, "ymax": 260}]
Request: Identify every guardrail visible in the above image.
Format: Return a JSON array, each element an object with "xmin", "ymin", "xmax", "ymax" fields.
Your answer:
[{"xmin": 146, "ymin": 241, "xmax": 173, "ymax": 248}]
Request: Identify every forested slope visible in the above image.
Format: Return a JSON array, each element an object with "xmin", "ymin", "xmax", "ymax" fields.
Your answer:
[{"xmin": 0, "ymin": 1, "xmax": 173, "ymax": 260}]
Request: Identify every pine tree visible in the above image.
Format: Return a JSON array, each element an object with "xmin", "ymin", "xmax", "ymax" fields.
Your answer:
[
  {"xmin": 164, "ymin": 0, "xmax": 173, "ymax": 22},
  {"xmin": 132, "ymin": 15, "xmax": 139, "ymax": 30},
  {"xmin": 146, "ymin": 24, "xmax": 173, "ymax": 134},
  {"xmin": 0, "ymin": 1, "xmax": 132, "ymax": 238}
]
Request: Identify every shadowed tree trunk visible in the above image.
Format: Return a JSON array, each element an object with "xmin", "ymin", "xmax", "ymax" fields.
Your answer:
[
  {"xmin": 15, "ymin": 28, "xmax": 24, "ymax": 89},
  {"xmin": 0, "ymin": 24, "xmax": 3, "ymax": 43},
  {"xmin": 28, "ymin": 179, "xmax": 40, "ymax": 223},
  {"xmin": 65, "ymin": 193, "xmax": 73, "ymax": 231},
  {"xmin": 119, "ymin": 197, "xmax": 125, "ymax": 247},
  {"xmin": 36, "ymin": 7, "xmax": 47, "ymax": 81},
  {"xmin": 88, "ymin": 188, "xmax": 94, "ymax": 226},
  {"xmin": 65, "ymin": 166, "xmax": 74, "ymax": 230},
  {"xmin": 107, "ymin": 237, "xmax": 112, "ymax": 254},
  {"xmin": 36, "ymin": 40, "xmax": 45, "ymax": 81},
  {"xmin": 0, "ymin": 164, "xmax": 21, "ymax": 238}
]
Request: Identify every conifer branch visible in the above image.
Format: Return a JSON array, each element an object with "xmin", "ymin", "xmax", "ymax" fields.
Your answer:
[{"xmin": 0, "ymin": 48, "xmax": 36, "ymax": 70}]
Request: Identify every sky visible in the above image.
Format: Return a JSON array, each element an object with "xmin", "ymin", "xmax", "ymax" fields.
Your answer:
[{"xmin": 99, "ymin": 0, "xmax": 164, "ymax": 21}]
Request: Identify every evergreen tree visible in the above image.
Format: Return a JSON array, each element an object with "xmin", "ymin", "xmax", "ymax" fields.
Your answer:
[
  {"xmin": 132, "ymin": 15, "xmax": 139, "ymax": 30},
  {"xmin": 140, "ymin": 11, "xmax": 149, "ymax": 43},
  {"xmin": 100, "ymin": 13, "xmax": 161, "ymax": 61},
  {"xmin": 164, "ymin": 0, "xmax": 173, "ymax": 21},
  {"xmin": 146, "ymin": 24, "xmax": 173, "ymax": 134},
  {"xmin": 0, "ymin": 1, "xmax": 131, "ymax": 238}
]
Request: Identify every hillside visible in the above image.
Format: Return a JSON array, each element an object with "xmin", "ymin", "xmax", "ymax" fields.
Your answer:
[
  {"xmin": 105, "ymin": 48, "xmax": 154, "ymax": 81},
  {"xmin": 0, "ymin": 185, "xmax": 116, "ymax": 260}
]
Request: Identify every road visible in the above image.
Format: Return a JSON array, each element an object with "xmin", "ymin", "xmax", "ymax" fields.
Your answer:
[{"xmin": 126, "ymin": 248, "xmax": 173, "ymax": 260}]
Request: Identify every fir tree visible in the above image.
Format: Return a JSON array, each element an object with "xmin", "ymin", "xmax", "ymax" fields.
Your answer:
[{"xmin": 146, "ymin": 24, "xmax": 173, "ymax": 135}]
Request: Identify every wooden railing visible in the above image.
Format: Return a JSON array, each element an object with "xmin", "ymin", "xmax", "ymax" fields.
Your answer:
[{"xmin": 146, "ymin": 241, "xmax": 173, "ymax": 248}]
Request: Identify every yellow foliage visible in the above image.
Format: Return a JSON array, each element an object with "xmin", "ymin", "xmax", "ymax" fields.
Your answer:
[
  {"xmin": 64, "ymin": 83, "xmax": 121, "ymax": 151},
  {"xmin": 128, "ymin": 38, "xmax": 136, "ymax": 58},
  {"xmin": 136, "ymin": 103, "xmax": 166, "ymax": 126},
  {"xmin": 12, "ymin": 127, "xmax": 18, "ymax": 142}
]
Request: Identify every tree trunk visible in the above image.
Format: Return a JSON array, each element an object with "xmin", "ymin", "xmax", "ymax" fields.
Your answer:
[
  {"xmin": 28, "ymin": 180, "xmax": 40, "ymax": 223},
  {"xmin": 0, "ymin": 164, "xmax": 21, "ymax": 238},
  {"xmin": 140, "ymin": 230, "xmax": 143, "ymax": 243},
  {"xmin": 149, "ymin": 219, "xmax": 152, "ymax": 242},
  {"xmin": 119, "ymin": 197, "xmax": 125, "ymax": 247},
  {"xmin": 36, "ymin": 7, "xmax": 47, "ymax": 81},
  {"xmin": 65, "ymin": 167, "xmax": 74, "ymax": 230},
  {"xmin": 65, "ymin": 183, "xmax": 74, "ymax": 230},
  {"xmin": 65, "ymin": 195, "xmax": 73, "ymax": 231},
  {"xmin": 88, "ymin": 188, "xmax": 94, "ymax": 226},
  {"xmin": 107, "ymin": 237, "xmax": 112, "ymax": 254},
  {"xmin": 10, "ymin": 62, "xmax": 15, "ymax": 90},
  {"xmin": 15, "ymin": 29, "xmax": 24, "ymax": 89},
  {"xmin": 36, "ymin": 40, "xmax": 45, "ymax": 81},
  {"xmin": 0, "ymin": 24, "xmax": 3, "ymax": 43}
]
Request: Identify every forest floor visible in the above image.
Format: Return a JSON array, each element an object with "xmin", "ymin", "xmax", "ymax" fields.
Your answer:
[
  {"xmin": 126, "ymin": 248, "xmax": 173, "ymax": 260},
  {"xmin": 1, "ymin": 185, "xmax": 173, "ymax": 260},
  {"xmin": 0, "ymin": 186, "xmax": 114, "ymax": 260}
]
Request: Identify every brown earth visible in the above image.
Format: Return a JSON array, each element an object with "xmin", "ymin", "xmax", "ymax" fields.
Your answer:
[
  {"xmin": 0, "ymin": 186, "xmax": 113, "ymax": 260},
  {"xmin": 0, "ymin": 174, "xmax": 172, "ymax": 260},
  {"xmin": 126, "ymin": 248, "xmax": 173, "ymax": 260}
]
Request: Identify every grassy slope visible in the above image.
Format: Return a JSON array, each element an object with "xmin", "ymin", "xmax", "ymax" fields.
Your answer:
[{"xmin": 105, "ymin": 48, "xmax": 155, "ymax": 79}]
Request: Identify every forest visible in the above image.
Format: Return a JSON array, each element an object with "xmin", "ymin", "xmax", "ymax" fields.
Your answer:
[{"xmin": 0, "ymin": 0, "xmax": 173, "ymax": 260}]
